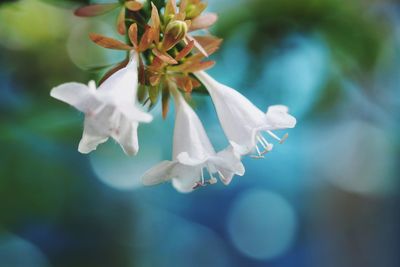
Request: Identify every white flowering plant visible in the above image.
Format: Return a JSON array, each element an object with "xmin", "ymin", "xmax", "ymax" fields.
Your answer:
[{"xmin": 51, "ymin": 0, "xmax": 297, "ymax": 192}]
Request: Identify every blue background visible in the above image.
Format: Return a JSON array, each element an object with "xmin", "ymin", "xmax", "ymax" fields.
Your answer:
[{"xmin": 0, "ymin": 0, "xmax": 399, "ymax": 266}]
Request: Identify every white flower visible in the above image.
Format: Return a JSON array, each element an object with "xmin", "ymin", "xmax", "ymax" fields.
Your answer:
[
  {"xmin": 195, "ymin": 71, "xmax": 296, "ymax": 158},
  {"xmin": 142, "ymin": 90, "xmax": 244, "ymax": 193},
  {"xmin": 50, "ymin": 53, "xmax": 152, "ymax": 156}
]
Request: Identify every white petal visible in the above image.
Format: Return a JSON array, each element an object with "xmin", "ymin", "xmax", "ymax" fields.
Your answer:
[
  {"xmin": 217, "ymin": 169, "xmax": 235, "ymax": 185},
  {"xmin": 77, "ymin": 105, "xmax": 118, "ymax": 154},
  {"xmin": 88, "ymin": 80, "xmax": 97, "ymax": 91},
  {"xmin": 267, "ymin": 105, "xmax": 288, "ymax": 113},
  {"xmin": 195, "ymin": 71, "xmax": 265, "ymax": 151},
  {"xmin": 142, "ymin": 160, "xmax": 202, "ymax": 193},
  {"xmin": 265, "ymin": 105, "xmax": 297, "ymax": 129},
  {"xmin": 119, "ymin": 103, "xmax": 153, "ymax": 123},
  {"xmin": 53, "ymin": 54, "xmax": 152, "ymax": 156},
  {"xmin": 112, "ymin": 116, "xmax": 139, "ymax": 156},
  {"xmin": 195, "ymin": 71, "xmax": 297, "ymax": 155},
  {"xmin": 78, "ymin": 117, "xmax": 109, "ymax": 154},
  {"xmin": 172, "ymin": 91, "xmax": 215, "ymax": 160},
  {"xmin": 50, "ymin": 82, "xmax": 100, "ymax": 113},
  {"xmin": 215, "ymin": 146, "xmax": 245, "ymax": 176},
  {"xmin": 209, "ymin": 145, "xmax": 245, "ymax": 185},
  {"xmin": 171, "ymin": 165, "xmax": 202, "ymax": 193},
  {"xmin": 177, "ymin": 152, "xmax": 207, "ymax": 166},
  {"xmin": 142, "ymin": 161, "xmax": 177, "ymax": 186},
  {"xmin": 88, "ymin": 105, "xmax": 119, "ymax": 132},
  {"xmin": 97, "ymin": 55, "xmax": 138, "ymax": 103},
  {"xmin": 96, "ymin": 53, "xmax": 153, "ymax": 125},
  {"xmin": 229, "ymin": 140, "xmax": 252, "ymax": 156}
]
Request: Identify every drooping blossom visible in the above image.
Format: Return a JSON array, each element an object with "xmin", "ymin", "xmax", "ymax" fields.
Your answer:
[
  {"xmin": 142, "ymin": 89, "xmax": 244, "ymax": 193},
  {"xmin": 50, "ymin": 53, "xmax": 152, "ymax": 155},
  {"xmin": 195, "ymin": 71, "xmax": 296, "ymax": 158}
]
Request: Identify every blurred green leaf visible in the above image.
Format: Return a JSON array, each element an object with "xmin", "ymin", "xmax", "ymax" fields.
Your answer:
[{"xmin": 216, "ymin": 0, "xmax": 388, "ymax": 74}]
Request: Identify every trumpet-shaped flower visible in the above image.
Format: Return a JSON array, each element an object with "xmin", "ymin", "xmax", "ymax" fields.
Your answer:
[
  {"xmin": 195, "ymin": 71, "xmax": 296, "ymax": 158},
  {"xmin": 50, "ymin": 53, "xmax": 152, "ymax": 155},
  {"xmin": 142, "ymin": 90, "xmax": 244, "ymax": 193}
]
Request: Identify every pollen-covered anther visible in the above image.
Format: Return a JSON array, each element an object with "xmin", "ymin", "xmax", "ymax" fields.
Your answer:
[
  {"xmin": 248, "ymin": 134, "xmax": 272, "ymax": 159},
  {"xmin": 250, "ymin": 146, "xmax": 265, "ymax": 159},
  {"xmin": 193, "ymin": 166, "xmax": 219, "ymax": 189},
  {"xmin": 279, "ymin": 133, "xmax": 289, "ymax": 144},
  {"xmin": 192, "ymin": 181, "xmax": 204, "ymax": 190},
  {"xmin": 207, "ymin": 177, "xmax": 218, "ymax": 185},
  {"xmin": 192, "ymin": 178, "xmax": 217, "ymax": 190}
]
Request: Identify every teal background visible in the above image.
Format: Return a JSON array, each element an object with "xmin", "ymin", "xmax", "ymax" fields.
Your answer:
[{"xmin": 0, "ymin": 0, "xmax": 399, "ymax": 266}]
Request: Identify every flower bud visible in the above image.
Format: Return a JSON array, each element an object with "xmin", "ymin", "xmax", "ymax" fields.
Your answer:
[
  {"xmin": 185, "ymin": 3, "xmax": 207, "ymax": 19},
  {"xmin": 185, "ymin": 4, "xmax": 197, "ymax": 19},
  {"xmin": 162, "ymin": 20, "xmax": 188, "ymax": 51}
]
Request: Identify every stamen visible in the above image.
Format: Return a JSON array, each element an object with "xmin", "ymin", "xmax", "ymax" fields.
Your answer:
[
  {"xmin": 250, "ymin": 130, "xmax": 290, "ymax": 160},
  {"xmin": 250, "ymin": 155, "xmax": 263, "ymax": 159},
  {"xmin": 257, "ymin": 136, "xmax": 267, "ymax": 149},
  {"xmin": 280, "ymin": 133, "xmax": 289, "ymax": 144},
  {"xmin": 260, "ymin": 135, "xmax": 272, "ymax": 150},
  {"xmin": 206, "ymin": 166, "xmax": 215, "ymax": 181},
  {"xmin": 192, "ymin": 182, "xmax": 203, "ymax": 190},
  {"xmin": 251, "ymin": 146, "xmax": 264, "ymax": 158},
  {"xmin": 255, "ymin": 144, "xmax": 261, "ymax": 155},
  {"xmin": 257, "ymin": 135, "xmax": 271, "ymax": 154},
  {"xmin": 205, "ymin": 165, "xmax": 218, "ymax": 185},
  {"xmin": 218, "ymin": 171, "xmax": 226, "ymax": 182},
  {"xmin": 267, "ymin": 131, "xmax": 289, "ymax": 144},
  {"xmin": 254, "ymin": 144, "xmax": 265, "ymax": 158},
  {"xmin": 267, "ymin": 130, "xmax": 281, "ymax": 141},
  {"xmin": 193, "ymin": 166, "xmax": 218, "ymax": 190}
]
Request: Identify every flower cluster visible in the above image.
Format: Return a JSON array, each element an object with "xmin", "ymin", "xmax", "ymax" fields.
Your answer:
[{"xmin": 51, "ymin": 0, "xmax": 296, "ymax": 193}]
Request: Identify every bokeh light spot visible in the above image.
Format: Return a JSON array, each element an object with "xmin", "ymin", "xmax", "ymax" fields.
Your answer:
[
  {"xmin": 89, "ymin": 139, "xmax": 163, "ymax": 190},
  {"xmin": 0, "ymin": 233, "xmax": 50, "ymax": 267},
  {"xmin": 256, "ymin": 35, "xmax": 329, "ymax": 117},
  {"xmin": 227, "ymin": 189, "xmax": 297, "ymax": 260},
  {"xmin": 0, "ymin": 0, "xmax": 68, "ymax": 50},
  {"xmin": 312, "ymin": 120, "xmax": 397, "ymax": 196},
  {"xmin": 132, "ymin": 206, "xmax": 232, "ymax": 267}
]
